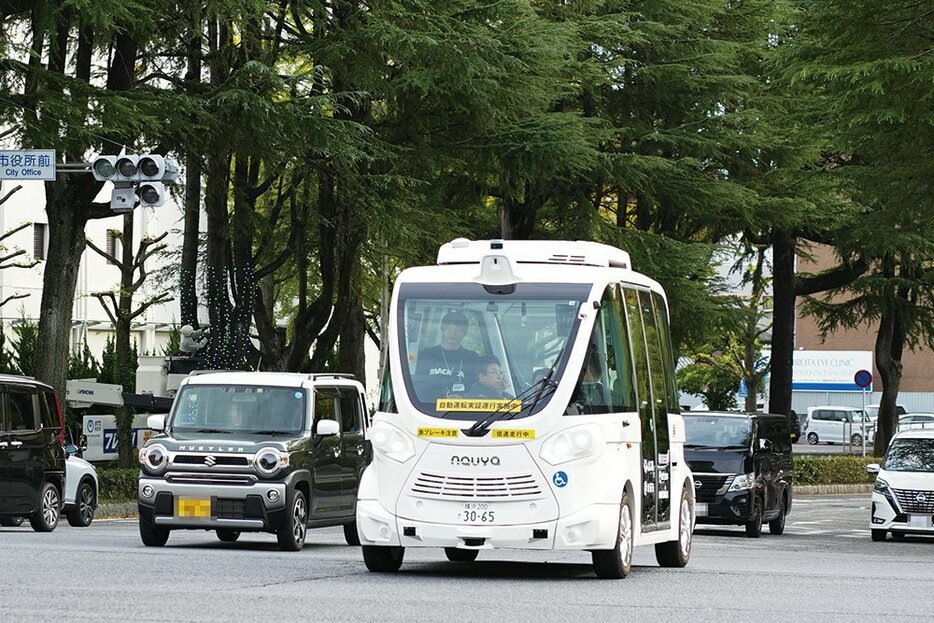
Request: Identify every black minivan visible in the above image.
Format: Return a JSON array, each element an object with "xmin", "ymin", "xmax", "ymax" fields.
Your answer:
[
  {"xmin": 683, "ymin": 412, "xmax": 794, "ymax": 538},
  {"xmin": 0, "ymin": 375, "xmax": 66, "ymax": 532}
]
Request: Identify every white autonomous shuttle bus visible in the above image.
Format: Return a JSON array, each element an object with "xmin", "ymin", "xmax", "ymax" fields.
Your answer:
[{"xmin": 356, "ymin": 239, "xmax": 694, "ymax": 578}]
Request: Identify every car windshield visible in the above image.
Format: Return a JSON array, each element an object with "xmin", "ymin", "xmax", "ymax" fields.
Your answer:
[
  {"xmin": 683, "ymin": 415, "xmax": 753, "ymax": 449},
  {"xmin": 170, "ymin": 385, "xmax": 307, "ymax": 435},
  {"xmin": 883, "ymin": 438, "xmax": 934, "ymax": 473},
  {"xmin": 396, "ymin": 282, "xmax": 589, "ymax": 420}
]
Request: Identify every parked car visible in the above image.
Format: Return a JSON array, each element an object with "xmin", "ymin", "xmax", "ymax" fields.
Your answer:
[
  {"xmin": 867, "ymin": 429, "xmax": 934, "ymax": 541},
  {"xmin": 683, "ymin": 412, "xmax": 794, "ymax": 538},
  {"xmin": 138, "ymin": 371, "xmax": 371, "ymax": 550},
  {"xmin": 897, "ymin": 413, "xmax": 934, "ymax": 432},
  {"xmin": 804, "ymin": 406, "xmax": 874, "ymax": 446},
  {"xmin": 866, "ymin": 403, "xmax": 907, "ymax": 420},
  {"xmin": 63, "ymin": 435, "xmax": 98, "ymax": 527},
  {"xmin": 0, "ymin": 375, "xmax": 66, "ymax": 532}
]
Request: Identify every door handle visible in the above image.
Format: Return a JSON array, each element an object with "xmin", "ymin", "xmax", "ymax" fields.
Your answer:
[
  {"xmin": 332, "ymin": 446, "xmax": 341, "ymax": 458},
  {"xmin": 356, "ymin": 446, "xmax": 365, "ymax": 455},
  {"xmin": 8, "ymin": 441, "xmax": 22, "ymax": 447},
  {"xmin": 621, "ymin": 421, "xmax": 631, "ymax": 428},
  {"xmin": 0, "ymin": 442, "xmax": 7, "ymax": 448}
]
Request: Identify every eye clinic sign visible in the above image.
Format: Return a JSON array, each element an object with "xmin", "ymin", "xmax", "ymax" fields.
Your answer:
[
  {"xmin": 792, "ymin": 350, "xmax": 873, "ymax": 391},
  {"xmin": 0, "ymin": 149, "xmax": 56, "ymax": 180}
]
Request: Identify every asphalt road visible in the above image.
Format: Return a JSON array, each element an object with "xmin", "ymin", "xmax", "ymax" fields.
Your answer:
[{"xmin": 1, "ymin": 496, "xmax": 932, "ymax": 623}]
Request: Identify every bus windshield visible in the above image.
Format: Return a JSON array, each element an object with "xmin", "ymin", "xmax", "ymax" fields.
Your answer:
[{"xmin": 397, "ymin": 282, "xmax": 590, "ymax": 420}]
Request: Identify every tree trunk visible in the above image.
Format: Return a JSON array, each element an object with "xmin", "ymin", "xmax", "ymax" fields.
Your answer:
[
  {"xmin": 36, "ymin": 179, "xmax": 94, "ymax": 400},
  {"xmin": 873, "ymin": 306, "xmax": 906, "ymax": 456},
  {"xmin": 180, "ymin": 154, "xmax": 201, "ymax": 326},
  {"xmin": 768, "ymin": 231, "xmax": 796, "ymax": 416},
  {"xmin": 339, "ymin": 297, "xmax": 367, "ymax": 385}
]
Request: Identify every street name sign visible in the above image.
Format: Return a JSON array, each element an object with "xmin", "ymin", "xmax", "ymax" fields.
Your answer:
[{"xmin": 0, "ymin": 150, "xmax": 56, "ymax": 180}]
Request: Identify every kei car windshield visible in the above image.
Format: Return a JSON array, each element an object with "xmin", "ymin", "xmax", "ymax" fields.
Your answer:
[
  {"xmin": 683, "ymin": 415, "xmax": 753, "ymax": 449},
  {"xmin": 397, "ymin": 282, "xmax": 589, "ymax": 420},
  {"xmin": 883, "ymin": 438, "xmax": 934, "ymax": 473},
  {"xmin": 170, "ymin": 385, "xmax": 307, "ymax": 435}
]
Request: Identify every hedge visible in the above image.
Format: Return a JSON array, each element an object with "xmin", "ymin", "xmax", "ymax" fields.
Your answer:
[
  {"xmin": 97, "ymin": 468, "xmax": 139, "ymax": 502},
  {"xmin": 792, "ymin": 455, "xmax": 881, "ymax": 485}
]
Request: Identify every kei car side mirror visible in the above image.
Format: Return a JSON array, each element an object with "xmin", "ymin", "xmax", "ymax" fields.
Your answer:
[
  {"xmin": 147, "ymin": 414, "xmax": 166, "ymax": 432},
  {"xmin": 316, "ymin": 419, "xmax": 340, "ymax": 437},
  {"xmin": 866, "ymin": 463, "xmax": 880, "ymax": 474}
]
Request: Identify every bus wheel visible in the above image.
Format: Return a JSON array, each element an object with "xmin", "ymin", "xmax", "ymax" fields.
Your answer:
[
  {"xmin": 656, "ymin": 486, "xmax": 692, "ymax": 567},
  {"xmin": 362, "ymin": 545, "xmax": 405, "ymax": 572},
  {"xmin": 592, "ymin": 492, "xmax": 633, "ymax": 579}
]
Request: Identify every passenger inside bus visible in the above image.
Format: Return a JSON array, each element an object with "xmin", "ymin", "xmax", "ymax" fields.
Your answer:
[
  {"xmin": 568, "ymin": 349, "xmax": 610, "ymax": 414},
  {"xmin": 468, "ymin": 356, "xmax": 513, "ymax": 399},
  {"xmin": 414, "ymin": 311, "xmax": 480, "ymax": 398}
]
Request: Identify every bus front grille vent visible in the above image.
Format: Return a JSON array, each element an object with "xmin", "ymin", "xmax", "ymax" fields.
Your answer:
[{"xmin": 411, "ymin": 472, "xmax": 543, "ymax": 499}]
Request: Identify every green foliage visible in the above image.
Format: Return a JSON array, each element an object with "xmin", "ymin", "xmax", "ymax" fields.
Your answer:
[
  {"xmin": 793, "ymin": 456, "xmax": 882, "ymax": 486},
  {"xmin": 677, "ymin": 357, "xmax": 739, "ymax": 412},
  {"xmin": 99, "ymin": 335, "xmax": 138, "ymax": 391},
  {"xmin": 10, "ymin": 315, "xmax": 39, "ymax": 377},
  {"xmin": 0, "ymin": 326, "xmax": 16, "ymax": 374},
  {"xmin": 96, "ymin": 467, "xmax": 140, "ymax": 502},
  {"xmin": 161, "ymin": 324, "xmax": 181, "ymax": 357},
  {"xmin": 67, "ymin": 340, "xmax": 102, "ymax": 380}
]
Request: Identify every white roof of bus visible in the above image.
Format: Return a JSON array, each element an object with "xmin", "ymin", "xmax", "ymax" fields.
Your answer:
[{"xmin": 181, "ymin": 371, "xmax": 360, "ymax": 389}]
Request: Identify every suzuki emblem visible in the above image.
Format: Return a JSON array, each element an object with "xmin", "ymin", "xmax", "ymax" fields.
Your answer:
[{"xmin": 204, "ymin": 455, "xmax": 216, "ymax": 467}]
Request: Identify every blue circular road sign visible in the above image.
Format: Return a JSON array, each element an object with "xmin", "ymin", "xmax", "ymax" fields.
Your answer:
[{"xmin": 854, "ymin": 369, "xmax": 872, "ymax": 388}]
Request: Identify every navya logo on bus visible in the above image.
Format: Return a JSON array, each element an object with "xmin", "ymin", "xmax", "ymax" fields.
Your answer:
[{"xmin": 451, "ymin": 456, "xmax": 501, "ymax": 467}]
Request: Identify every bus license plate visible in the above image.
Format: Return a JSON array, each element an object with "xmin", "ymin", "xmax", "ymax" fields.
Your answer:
[{"xmin": 458, "ymin": 503, "xmax": 496, "ymax": 523}]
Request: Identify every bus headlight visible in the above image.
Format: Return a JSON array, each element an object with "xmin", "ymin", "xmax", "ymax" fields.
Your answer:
[
  {"xmin": 540, "ymin": 424, "xmax": 604, "ymax": 465},
  {"xmin": 369, "ymin": 422, "xmax": 416, "ymax": 463}
]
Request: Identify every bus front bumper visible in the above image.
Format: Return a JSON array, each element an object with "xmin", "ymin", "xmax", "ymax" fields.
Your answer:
[{"xmin": 356, "ymin": 500, "xmax": 620, "ymax": 550}]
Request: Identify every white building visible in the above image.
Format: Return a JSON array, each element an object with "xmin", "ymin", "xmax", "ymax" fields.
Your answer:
[{"xmin": 0, "ymin": 179, "xmax": 186, "ymax": 359}]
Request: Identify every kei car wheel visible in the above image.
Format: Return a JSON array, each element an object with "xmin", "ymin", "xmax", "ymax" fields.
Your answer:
[
  {"xmin": 0, "ymin": 516, "xmax": 24, "ymax": 527},
  {"xmin": 139, "ymin": 520, "xmax": 170, "ymax": 546},
  {"xmin": 276, "ymin": 490, "xmax": 307, "ymax": 551},
  {"xmin": 67, "ymin": 482, "xmax": 96, "ymax": 527},
  {"xmin": 445, "ymin": 548, "xmax": 479, "ymax": 562},
  {"xmin": 216, "ymin": 529, "xmax": 241, "ymax": 542},
  {"xmin": 851, "ymin": 433, "xmax": 863, "ymax": 446},
  {"xmin": 655, "ymin": 485, "xmax": 693, "ymax": 567},
  {"xmin": 29, "ymin": 482, "xmax": 60, "ymax": 532},
  {"xmin": 592, "ymin": 492, "xmax": 634, "ymax": 579},
  {"xmin": 807, "ymin": 432, "xmax": 819, "ymax": 445},
  {"xmin": 362, "ymin": 545, "xmax": 405, "ymax": 572}
]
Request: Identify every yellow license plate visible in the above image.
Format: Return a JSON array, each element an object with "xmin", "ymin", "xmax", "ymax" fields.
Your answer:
[{"xmin": 176, "ymin": 497, "xmax": 211, "ymax": 518}]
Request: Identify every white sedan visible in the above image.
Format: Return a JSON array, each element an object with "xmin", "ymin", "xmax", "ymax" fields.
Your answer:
[{"xmin": 868, "ymin": 429, "xmax": 934, "ymax": 541}]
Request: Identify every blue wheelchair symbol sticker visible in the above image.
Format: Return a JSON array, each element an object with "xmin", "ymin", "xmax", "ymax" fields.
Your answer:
[{"xmin": 552, "ymin": 471, "xmax": 568, "ymax": 488}]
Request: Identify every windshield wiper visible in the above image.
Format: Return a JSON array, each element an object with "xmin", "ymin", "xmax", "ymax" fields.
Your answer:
[
  {"xmin": 189, "ymin": 428, "xmax": 230, "ymax": 434},
  {"xmin": 464, "ymin": 350, "xmax": 564, "ymax": 437},
  {"xmin": 250, "ymin": 430, "xmax": 294, "ymax": 436}
]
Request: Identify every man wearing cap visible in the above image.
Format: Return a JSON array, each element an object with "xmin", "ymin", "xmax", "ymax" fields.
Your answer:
[{"xmin": 415, "ymin": 311, "xmax": 480, "ymax": 396}]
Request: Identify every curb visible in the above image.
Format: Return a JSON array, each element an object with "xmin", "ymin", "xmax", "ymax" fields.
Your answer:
[
  {"xmin": 795, "ymin": 484, "xmax": 872, "ymax": 495},
  {"xmin": 96, "ymin": 501, "xmax": 138, "ymax": 519}
]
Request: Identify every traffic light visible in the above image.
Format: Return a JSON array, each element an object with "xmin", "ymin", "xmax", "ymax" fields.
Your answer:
[
  {"xmin": 90, "ymin": 153, "xmax": 179, "ymax": 212},
  {"xmin": 138, "ymin": 182, "xmax": 165, "ymax": 207}
]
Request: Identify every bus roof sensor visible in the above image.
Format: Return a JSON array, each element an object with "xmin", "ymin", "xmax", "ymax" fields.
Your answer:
[{"xmin": 478, "ymin": 254, "xmax": 518, "ymax": 286}]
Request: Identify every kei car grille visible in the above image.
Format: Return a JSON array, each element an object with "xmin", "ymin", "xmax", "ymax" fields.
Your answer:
[
  {"xmin": 215, "ymin": 499, "xmax": 245, "ymax": 520},
  {"xmin": 693, "ymin": 474, "xmax": 733, "ymax": 503},
  {"xmin": 893, "ymin": 488, "xmax": 934, "ymax": 514},
  {"xmin": 172, "ymin": 454, "xmax": 250, "ymax": 466},
  {"xmin": 411, "ymin": 472, "xmax": 543, "ymax": 499},
  {"xmin": 166, "ymin": 473, "xmax": 257, "ymax": 486}
]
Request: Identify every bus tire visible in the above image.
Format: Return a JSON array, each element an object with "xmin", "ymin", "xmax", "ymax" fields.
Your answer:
[
  {"xmin": 362, "ymin": 545, "xmax": 405, "ymax": 572},
  {"xmin": 592, "ymin": 492, "xmax": 634, "ymax": 579},
  {"xmin": 656, "ymin": 485, "xmax": 692, "ymax": 568}
]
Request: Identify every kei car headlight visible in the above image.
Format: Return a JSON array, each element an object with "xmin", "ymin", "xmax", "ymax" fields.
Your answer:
[
  {"xmin": 540, "ymin": 424, "xmax": 604, "ymax": 466},
  {"xmin": 253, "ymin": 447, "xmax": 290, "ymax": 477},
  {"xmin": 369, "ymin": 422, "xmax": 416, "ymax": 463},
  {"xmin": 729, "ymin": 472, "xmax": 756, "ymax": 492},
  {"xmin": 139, "ymin": 443, "xmax": 168, "ymax": 474}
]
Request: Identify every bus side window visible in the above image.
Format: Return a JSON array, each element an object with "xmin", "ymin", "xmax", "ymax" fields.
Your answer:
[{"xmin": 651, "ymin": 291, "xmax": 681, "ymax": 414}]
